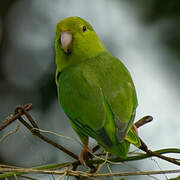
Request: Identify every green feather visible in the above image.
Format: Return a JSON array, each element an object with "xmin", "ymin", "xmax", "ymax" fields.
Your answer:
[{"xmin": 55, "ymin": 17, "xmax": 141, "ymax": 158}]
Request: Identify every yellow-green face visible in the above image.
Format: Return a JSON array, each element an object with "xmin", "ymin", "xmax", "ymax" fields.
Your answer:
[
  {"xmin": 55, "ymin": 17, "xmax": 105, "ymax": 72},
  {"xmin": 56, "ymin": 17, "xmax": 94, "ymax": 37},
  {"xmin": 56, "ymin": 17, "xmax": 94, "ymax": 54}
]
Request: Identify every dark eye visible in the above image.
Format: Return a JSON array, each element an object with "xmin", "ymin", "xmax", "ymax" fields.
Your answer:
[{"xmin": 82, "ymin": 25, "xmax": 87, "ymax": 32}]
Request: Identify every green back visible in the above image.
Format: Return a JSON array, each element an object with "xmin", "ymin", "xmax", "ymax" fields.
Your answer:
[{"xmin": 57, "ymin": 51, "xmax": 139, "ymax": 150}]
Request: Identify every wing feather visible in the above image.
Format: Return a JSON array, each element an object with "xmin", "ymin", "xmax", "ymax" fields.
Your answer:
[{"xmin": 57, "ymin": 65, "xmax": 114, "ymax": 146}]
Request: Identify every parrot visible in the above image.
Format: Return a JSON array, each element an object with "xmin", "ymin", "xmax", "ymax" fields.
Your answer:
[{"xmin": 55, "ymin": 17, "xmax": 141, "ymax": 166}]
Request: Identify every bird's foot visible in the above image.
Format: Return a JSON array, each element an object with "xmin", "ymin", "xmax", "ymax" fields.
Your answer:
[
  {"xmin": 79, "ymin": 145, "xmax": 93, "ymax": 166},
  {"xmin": 132, "ymin": 124, "xmax": 138, "ymax": 135}
]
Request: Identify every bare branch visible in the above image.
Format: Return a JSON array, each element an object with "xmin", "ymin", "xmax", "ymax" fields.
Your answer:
[
  {"xmin": 1, "ymin": 167, "xmax": 180, "ymax": 178},
  {"xmin": 1, "ymin": 104, "xmax": 180, "ymax": 180},
  {"xmin": 0, "ymin": 104, "xmax": 32, "ymax": 131},
  {"xmin": 0, "ymin": 104, "xmax": 79, "ymax": 160},
  {"xmin": 18, "ymin": 115, "xmax": 79, "ymax": 160},
  {"xmin": 86, "ymin": 148, "xmax": 180, "ymax": 166},
  {"xmin": 135, "ymin": 116, "xmax": 153, "ymax": 128},
  {"xmin": 1, "ymin": 148, "xmax": 180, "ymax": 179}
]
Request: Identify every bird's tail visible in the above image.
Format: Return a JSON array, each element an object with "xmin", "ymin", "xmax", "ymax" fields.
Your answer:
[{"xmin": 125, "ymin": 127, "xmax": 141, "ymax": 147}]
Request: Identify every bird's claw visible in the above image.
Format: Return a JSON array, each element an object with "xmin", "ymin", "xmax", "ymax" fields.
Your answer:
[
  {"xmin": 132, "ymin": 124, "xmax": 138, "ymax": 135},
  {"xmin": 79, "ymin": 146, "xmax": 93, "ymax": 166}
]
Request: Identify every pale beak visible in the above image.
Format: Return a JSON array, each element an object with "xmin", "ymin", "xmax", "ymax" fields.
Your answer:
[{"xmin": 60, "ymin": 31, "xmax": 72, "ymax": 54}]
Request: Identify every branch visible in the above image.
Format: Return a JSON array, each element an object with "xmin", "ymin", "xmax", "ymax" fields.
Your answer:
[
  {"xmin": 0, "ymin": 162, "xmax": 72, "ymax": 179},
  {"xmin": 0, "ymin": 123, "xmax": 20, "ymax": 144},
  {"xmin": 0, "ymin": 104, "xmax": 32, "ymax": 131},
  {"xmin": 139, "ymin": 138, "xmax": 180, "ymax": 166},
  {"xmin": 135, "ymin": 115, "xmax": 153, "ymax": 128},
  {"xmin": 1, "ymin": 104, "xmax": 180, "ymax": 178},
  {"xmin": 0, "ymin": 104, "xmax": 78, "ymax": 160},
  {"xmin": 1, "ymin": 167, "xmax": 180, "ymax": 178},
  {"xmin": 18, "ymin": 116, "xmax": 78, "ymax": 160},
  {"xmin": 86, "ymin": 148, "xmax": 180, "ymax": 166},
  {"xmin": 1, "ymin": 148, "xmax": 180, "ymax": 179},
  {"xmin": 133, "ymin": 116, "xmax": 180, "ymax": 166}
]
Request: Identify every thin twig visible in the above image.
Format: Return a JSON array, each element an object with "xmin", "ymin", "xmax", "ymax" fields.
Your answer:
[
  {"xmin": 86, "ymin": 148, "xmax": 180, "ymax": 167},
  {"xmin": 57, "ymin": 171, "xmax": 67, "ymax": 180},
  {"xmin": 0, "ymin": 123, "xmax": 20, "ymax": 144},
  {"xmin": 135, "ymin": 116, "xmax": 153, "ymax": 128},
  {"xmin": 14, "ymin": 106, "xmax": 39, "ymax": 131},
  {"xmin": 1, "ymin": 167, "xmax": 180, "ymax": 177},
  {"xmin": 18, "ymin": 116, "xmax": 78, "ymax": 160},
  {"xmin": 0, "ymin": 164, "xmax": 24, "ymax": 169},
  {"xmin": 32, "ymin": 128, "xmax": 81, "ymax": 146},
  {"xmin": 96, "ymin": 152, "xmax": 109, "ymax": 173},
  {"xmin": 139, "ymin": 138, "xmax": 180, "ymax": 166},
  {"xmin": 147, "ymin": 149, "xmax": 180, "ymax": 166},
  {"xmin": 0, "ymin": 104, "xmax": 32, "ymax": 131},
  {"xmin": 106, "ymin": 164, "xmax": 117, "ymax": 180},
  {"xmin": 0, "ymin": 162, "xmax": 72, "ymax": 179},
  {"xmin": 1, "ymin": 104, "xmax": 180, "ymax": 175},
  {"xmin": 0, "ymin": 104, "xmax": 79, "ymax": 160},
  {"xmin": 134, "ymin": 116, "xmax": 180, "ymax": 166},
  {"xmin": 1, "ymin": 148, "xmax": 180, "ymax": 179}
]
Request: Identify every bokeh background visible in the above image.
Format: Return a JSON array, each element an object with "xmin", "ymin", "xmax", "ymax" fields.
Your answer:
[{"xmin": 0, "ymin": 0, "xmax": 180, "ymax": 179}]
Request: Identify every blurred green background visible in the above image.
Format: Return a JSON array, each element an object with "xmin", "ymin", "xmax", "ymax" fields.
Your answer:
[{"xmin": 0, "ymin": 0, "xmax": 180, "ymax": 179}]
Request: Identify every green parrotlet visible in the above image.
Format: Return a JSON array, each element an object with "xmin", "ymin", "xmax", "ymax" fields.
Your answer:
[{"xmin": 55, "ymin": 17, "xmax": 141, "ymax": 166}]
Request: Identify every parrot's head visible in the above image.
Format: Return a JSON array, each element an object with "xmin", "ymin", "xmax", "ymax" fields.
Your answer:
[{"xmin": 55, "ymin": 17, "xmax": 106, "ymax": 74}]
